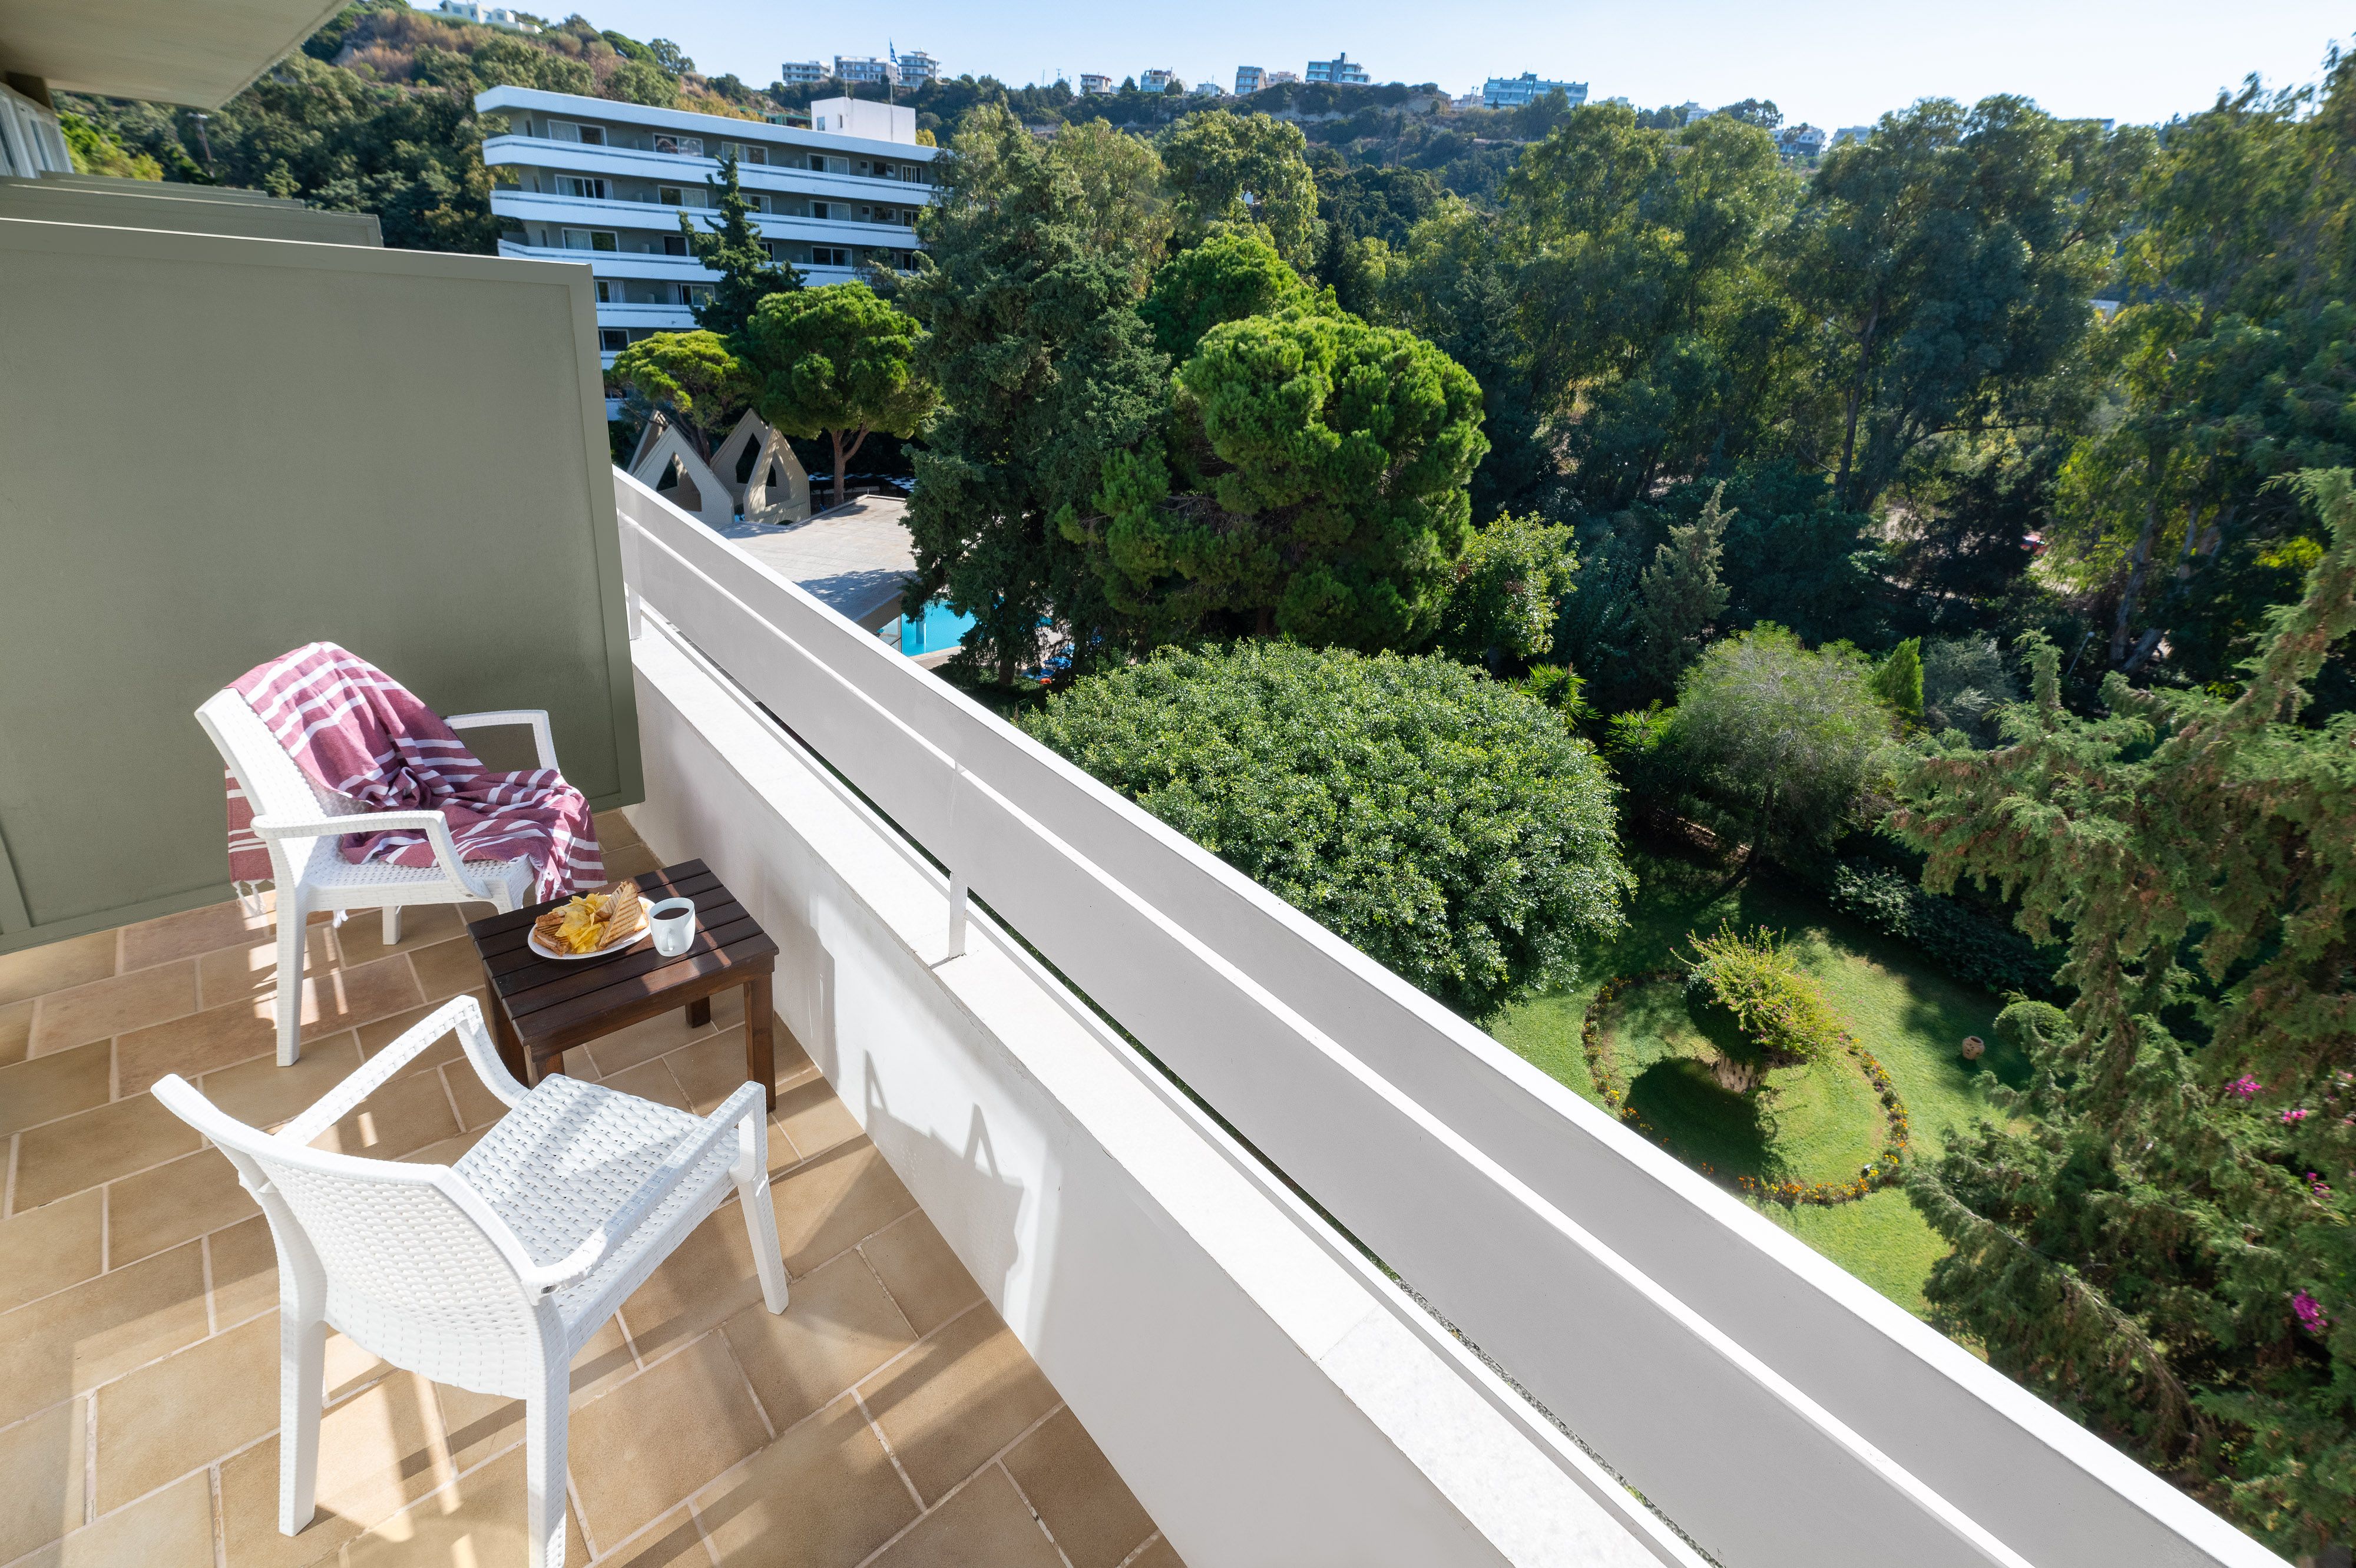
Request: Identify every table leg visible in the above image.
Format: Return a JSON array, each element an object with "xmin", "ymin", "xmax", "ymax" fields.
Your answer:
[
  {"xmin": 746, "ymin": 972, "xmax": 775, "ymax": 1110},
  {"xmin": 687, "ymin": 995, "xmax": 712, "ymax": 1030},
  {"xmin": 484, "ymin": 970, "xmax": 530, "ymax": 1087}
]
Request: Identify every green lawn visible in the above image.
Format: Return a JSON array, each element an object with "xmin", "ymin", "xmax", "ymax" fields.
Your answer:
[{"xmin": 1491, "ymin": 848, "xmax": 2026, "ymax": 1316}]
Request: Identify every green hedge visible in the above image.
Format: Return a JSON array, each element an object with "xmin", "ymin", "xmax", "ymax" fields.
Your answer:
[{"xmin": 1826, "ymin": 859, "xmax": 2064, "ymax": 1000}]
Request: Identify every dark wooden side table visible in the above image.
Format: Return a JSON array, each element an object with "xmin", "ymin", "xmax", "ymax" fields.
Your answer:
[{"xmin": 466, "ymin": 858, "xmax": 782, "ymax": 1110}]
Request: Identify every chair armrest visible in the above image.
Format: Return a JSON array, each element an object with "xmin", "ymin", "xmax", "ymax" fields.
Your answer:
[
  {"xmin": 512, "ymin": 1082, "xmax": 767, "ymax": 1298},
  {"xmin": 445, "ymin": 710, "xmax": 558, "ymax": 774},
  {"xmin": 451, "ymin": 993, "xmax": 530, "ymax": 1112},
  {"xmin": 252, "ymin": 808, "xmax": 490, "ymax": 898},
  {"xmin": 277, "ymin": 996, "xmax": 489, "ymax": 1146}
]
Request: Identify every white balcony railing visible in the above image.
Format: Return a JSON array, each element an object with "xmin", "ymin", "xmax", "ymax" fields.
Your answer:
[{"xmin": 612, "ymin": 469, "xmax": 2288, "ymax": 1568}]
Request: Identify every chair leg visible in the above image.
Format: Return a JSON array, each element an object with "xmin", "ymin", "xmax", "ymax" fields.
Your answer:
[
  {"xmin": 275, "ymin": 886, "xmax": 310, "ymax": 1067},
  {"xmin": 383, "ymin": 902, "xmax": 402, "ymax": 946},
  {"xmin": 734, "ymin": 1110, "xmax": 790, "ymax": 1314},
  {"xmin": 279, "ymin": 1306, "xmax": 326, "ymax": 1535},
  {"xmin": 525, "ymin": 1361, "xmax": 571, "ymax": 1568}
]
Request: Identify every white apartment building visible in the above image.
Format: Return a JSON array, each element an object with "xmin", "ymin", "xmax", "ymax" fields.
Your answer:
[
  {"xmin": 1306, "ymin": 52, "xmax": 1369, "ymax": 85},
  {"xmin": 1483, "ymin": 72, "xmax": 1589, "ymax": 108},
  {"xmin": 1078, "ymin": 72, "xmax": 1112, "ymax": 94},
  {"xmin": 1140, "ymin": 68, "xmax": 1175, "ymax": 92},
  {"xmin": 1234, "ymin": 64, "xmax": 1265, "ymax": 94},
  {"xmin": 0, "ymin": 80, "xmax": 71, "ymax": 178},
  {"xmin": 436, "ymin": 0, "xmax": 537, "ymax": 29},
  {"xmin": 478, "ymin": 85, "xmax": 935, "ymax": 363},
  {"xmin": 778, "ymin": 59, "xmax": 824, "ymax": 85},
  {"xmin": 833, "ymin": 54, "xmax": 891, "ymax": 86},
  {"xmin": 895, "ymin": 49, "xmax": 941, "ymax": 87}
]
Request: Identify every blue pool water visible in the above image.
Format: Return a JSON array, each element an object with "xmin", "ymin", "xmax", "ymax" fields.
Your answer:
[{"xmin": 896, "ymin": 597, "xmax": 977, "ymax": 657}]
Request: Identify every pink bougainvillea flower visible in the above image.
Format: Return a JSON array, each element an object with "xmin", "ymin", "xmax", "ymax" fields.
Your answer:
[
  {"xmin": 2228, "ymin": 1075, "xmax": 2264, "ymax": 1099},
  {"xmin": 2294, "ymin": 1291, "xmax": 2329, "ymax": 1334},
  {"xmin": 2283, "ymin": 1107, "xmax": 2312, "ymax": 1123}
]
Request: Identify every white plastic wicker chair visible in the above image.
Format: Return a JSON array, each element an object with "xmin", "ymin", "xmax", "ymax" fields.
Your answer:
[
  {"xmin": 151, "ymin": 996, "xmax": 789, "ymax": 1568},
  {"xmin": 198, "ymin": 687, "xmax": 560, "ymax": 1066}
]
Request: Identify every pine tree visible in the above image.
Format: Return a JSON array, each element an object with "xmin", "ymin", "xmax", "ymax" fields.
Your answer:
[
  {"xmin": 1891, "ymin": 468, "xmax": 2356, "ymax": 1556},
  {"xmin": 1633, "ymin": 481, "xmax": 1732, "ymax": 693},
  {"xmin": 1869, "ymin": 637, "xmax": 1924, "ymax": 722},
  {"xmin": 683, "ymin": 153, "xmax": 800, "ymax": 340}
]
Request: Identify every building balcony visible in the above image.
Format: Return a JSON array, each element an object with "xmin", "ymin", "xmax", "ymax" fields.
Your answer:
[
  {"xmin": 492, "ymin": 240, "xmax": 863, "ymax": 288},
  {"xmin": 487, "ymin": 191, "xmax": 919, "ymax": 250},
  {"xmin": 0, "ymin": 812, "xmax": 1173, "ymax": 1567},
  {"xmin": 481, "ymin": 135, "xmax": 934, "ymax": 200}
]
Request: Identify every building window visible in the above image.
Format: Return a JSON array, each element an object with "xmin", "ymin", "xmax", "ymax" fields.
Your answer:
[
  {"xmin": 550, "ymin": 120, "xmax": 606, "ymax": 145},
  {"xmin": 594, "ymin": 279, "xmax": 614, "ymax": 302},
  {"xmin": 809, "ymin": 200, "xmax": 833, "ymax": 221},
  {"xmin": 598, "ymin": 328, "xmax": 628, "ymax": 351},
  {"xmin": 653, "ymin": 134, "xmax": 704, "ymax": 157},
  {"xmin": 561, "ymin": 228, "xmax": 619, "ymax": 252},
  {"xmin": 809, "ymin": 246, "xmax": 850, "ymax": 267},
  {"xmin": 807, "ymin": 153, "xmax": 848, "ymax": 174},
  {"xmin": 555, "ymin": 176, "xmax": 608, "ymax": 200},
  {"xmin": 662, "ymin": 234, "xmax": 688, "ymax": 256},
  {"xmin": 717, "ymin": 140, "xmax": 767, "ymax": 165},
  {"xmin": 679, "ymin": 283, "xmax": 713, "ymax": 307}
]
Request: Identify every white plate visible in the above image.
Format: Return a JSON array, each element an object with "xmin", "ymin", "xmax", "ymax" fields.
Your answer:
[{"xmin": 527, "ymin": 927, "xmax": 648, "ymax": 962}]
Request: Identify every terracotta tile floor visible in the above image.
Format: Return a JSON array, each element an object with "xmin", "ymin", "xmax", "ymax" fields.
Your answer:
[{"xmin": 0, "ymin": 812, "xmax": 1175, "ymax": 1568}]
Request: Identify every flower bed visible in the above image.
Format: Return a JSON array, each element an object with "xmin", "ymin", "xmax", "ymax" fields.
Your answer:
[{"xmin": 1581, "ymin": 968, "xmax": 1911, "ymax": 1206}]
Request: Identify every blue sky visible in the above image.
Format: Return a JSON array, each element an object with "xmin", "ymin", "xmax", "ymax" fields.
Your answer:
[{"xmin": 575, "ymin": 0, "xmax": 2352, "ymax": 131}]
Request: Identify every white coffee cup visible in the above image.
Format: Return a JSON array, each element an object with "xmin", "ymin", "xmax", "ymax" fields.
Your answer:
[{"xmin": 647, "ymin": 897, "xmax": 696, "ymax": 957}]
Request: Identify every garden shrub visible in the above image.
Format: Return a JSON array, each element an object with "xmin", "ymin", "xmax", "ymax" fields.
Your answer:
[
  {"xmin": 1021, "ymin": 641, "xmax": 1632, "ymax": 1017},
  {"xmin": 1828, "ymin": 859, "xmax": 2064, "ymax": 999},
  {"xmin": 1684, "ymin": 925, "xmax": 1844, "ymax": 1066}
]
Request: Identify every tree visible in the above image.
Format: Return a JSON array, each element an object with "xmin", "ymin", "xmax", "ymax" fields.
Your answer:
[
  {"xmin": 1890, "ymin": 470, "xmax": 2356, "ymax": 1556},
  {"xmin": 1082, "ymin": 307, "xmax": 1489, "ymax": 649},
  {"xmin": 62, "ymin": 51, "xmax": 501, "ymax": 252},
  {"xmin": 1869, "ymin": 637, "xmax": 1924, "ymax": 722},
  {"xmin": 899, "ymin": 105, "xmax": 1171, "ymax": 683},
  {"xmin": 2043, "ymin": 61, "xmax": 2356, "ymax": 684},
  {"xmin": 1023, "ymin": 641, "xmax": 1632, "ymax": 1017},
  {"xmin": 681, "ymin": 154, "xmax": 800, "ymax": 338},
  {"xmin": 1633, "ymin": 482, "xmax": 1732, "ymax": 692},
  {"xmin": 1919, "ymin": 636, "xmax": 2018, "ymax": 745},
  {"xmin": 1369, "ymin": 198, "xmax": 1551, "ymax": 517},
  {"xmin": 1789, "ymin": 98, "xmax": 2143, "ymax": 511},
  {"xmin": 608, "ymin": 330, "xmax": 756, "ymax": 460},
  {"xmin": 1137, "ymin": 227, "xmax": 1313, "ymax": 361},
  {"xmin": 1667, "ymin": 625, "xmax": 1891, "ymax": 882},
  {"xmin": 739, "ymin": 283, "xmax": 933, "ymax": 504},
  {"xmin": 1502, "ymin": 106, "xmax": 1805, "ymax": 511},
  {"xmin": 1434, "ymin": 512, "xmax": 1579, "ymax": 670},
  {"xmin": 1161, "ymin": 110, "xmax": 1322, "ymax": 269}
]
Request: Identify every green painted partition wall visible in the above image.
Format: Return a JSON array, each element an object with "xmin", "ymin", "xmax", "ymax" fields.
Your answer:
[
  {"xmin": 0, "ymin": 178, "xmax": 384, "ymax": 243},
  {"xmin": 0, "ymin": 216, "xmax": 641, "ymax": 951}
]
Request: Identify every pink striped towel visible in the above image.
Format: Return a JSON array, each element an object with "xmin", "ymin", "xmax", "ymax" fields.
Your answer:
[{"xmin": 222, "ymin": 643, "xmax": 602, "ymax": 903}]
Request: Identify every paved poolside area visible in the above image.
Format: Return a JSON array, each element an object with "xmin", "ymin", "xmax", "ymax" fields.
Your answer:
[{"xmin": 0, "ymin": 812, "xmax": 1177, "ymax": 1568}]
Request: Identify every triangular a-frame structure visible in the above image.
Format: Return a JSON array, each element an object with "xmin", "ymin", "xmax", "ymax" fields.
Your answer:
[
  {"xmin": 628, "ymin": 419, "xmax": 735, "ymax": 532},
  {"xmin": 713, "ymin": 411, "xmax": 811, "ymax": 527}
]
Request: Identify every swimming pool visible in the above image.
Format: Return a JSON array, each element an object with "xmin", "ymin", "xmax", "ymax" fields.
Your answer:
[{"xmin": 892, "ymin": 597, "xmax": 977, "ymax": 657}]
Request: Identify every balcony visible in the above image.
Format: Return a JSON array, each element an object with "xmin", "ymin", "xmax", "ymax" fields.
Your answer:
[
  {"xmin": 481, "ymin": 135, "xmax": 935, "ymax": 201},
  {"xmin": 0, "ymin": 171, "xmax": 2298, "ymax": 1568},
  {"xmin": 0, "ymin": 813, "xmax": 1174, "ymax": 1567},
  {"xmin": 487, "ymin": 187, "xmax": 920, "ymax": 248}
]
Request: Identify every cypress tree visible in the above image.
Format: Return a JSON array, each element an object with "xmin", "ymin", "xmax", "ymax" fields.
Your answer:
[
  {"xmin": 1633, "ymin": 481, "xmax": 1732, "ymax": 693},
  {"xmin": 683, "ymin": 154, "xmax": 800, "ymax": 340}
]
